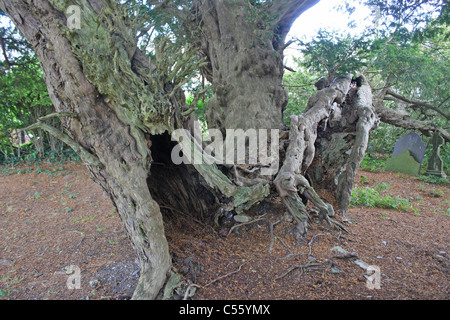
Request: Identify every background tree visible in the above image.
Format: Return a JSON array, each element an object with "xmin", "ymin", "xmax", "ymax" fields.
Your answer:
[
  {"xmin": 281, "ymin": 58, "xmax": 317, "ymax": 125},
  {"xmin": 282, "ymin": 0, "xmax": 449, "ymax": 211},
  {"xmin": 0, "ymin": 12, "xmax": 66, "ymax": 162}
]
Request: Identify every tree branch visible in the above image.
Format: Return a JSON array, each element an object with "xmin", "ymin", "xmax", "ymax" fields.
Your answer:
[
  {"xmin": 38, "ymin": 112, "xmax": 79, "ymax": 121},
  {"xmin": 269, "ymin": 0, "xmax": 320, "ymax": 41},
  {"xmin": 375, "ymin": 101, "xmax": 450, "ymax": 143},
  {"xmin": 275, "ymin": 262, "xmax": 324, "ymax": 280},
  {"xmin": 183, "ymin": 259, "xmax": 252, "ymax": 300},
  {"xmin": 22, "ymin": 121, "xmax": 101, "ymax": 166},
  {"xmin": 0, "ymin": 36, "xmax": 11, "ymax": 73},
  {"xmin": 385, "ymin": 90, "xmax": 450, "ymax": 121}
]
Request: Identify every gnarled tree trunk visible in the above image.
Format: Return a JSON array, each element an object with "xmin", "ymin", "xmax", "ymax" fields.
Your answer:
[
  {"xmin": 1, "ymin": 0, "xmax": 391, "ymax": 300},
  {"xmin": 194, "ymin": 0, "xmax": 318, "ymax": 131},
  {"xmin": 274, "ymin": 74, "xmax": 379, "ymax": 234},
  {"xmin": 0, "ymin": 0, "xmax": 180, "ymax": 300}
]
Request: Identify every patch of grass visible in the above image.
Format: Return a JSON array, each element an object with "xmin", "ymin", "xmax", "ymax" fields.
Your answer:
[
  {"xmin": 350, "ymin": 186, "xmax": 415, "ymax": 212},
  {"xmin": 81, "ymin": 215, "xmax": 96, "ymax": 223},
  {"xmin": 31, "ymin": 192, "xmax": 42, "ymax": 199},
  {"xmin": 375, "ymin": 182, "xmax": 390, "ymax": 192},
  {"xmin": 416, "ymin": 175, "xmax": 449, "ymax": 185},
  {"xmin": 108, "ymin": 238, "xmax": 119, "ymax": 246},
  {"xmin": 360, "ymin": 154, "xmax": 388, "ymax": 172},
  {"xmin": 359, "ymin": 175, "xmax": 369, "ymax": 184},
  {"xmin": 0, "ymin": 275, "xmax": 23, "ymax": 295},
  {"xmin": 0, "ymin": 166, "xmax": 33, "ymax": 177},
  {"xmin": 0, "ymin": 288, "xmax": 10, "ymax": 298},
  {"xmin": 429, "ymin": 188, "xmax": 444, "ymax": 198}
]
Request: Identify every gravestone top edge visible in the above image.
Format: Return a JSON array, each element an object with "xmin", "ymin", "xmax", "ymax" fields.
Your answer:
[{"xmin": 392, "ymin": 132, "xmax": 426, "ymax": 164}]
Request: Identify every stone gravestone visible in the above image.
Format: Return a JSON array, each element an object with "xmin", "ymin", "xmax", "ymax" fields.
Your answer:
[
  {"xmin": 384, "ymin": 132, "xmax": 426, "ymax": 175},
  {"xmin": 392, "ymin": 132, "xmax": 426, "ymax": 163},
  {"xmin": 425, "ymin": 132, "xmax": 447, "ymax": 178}
]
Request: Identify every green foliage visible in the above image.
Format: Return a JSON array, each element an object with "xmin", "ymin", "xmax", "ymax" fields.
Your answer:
[
  {"xmin": 65, "ymin": 207, "xmax": 74, "ymax": 213},
  {"xmin": 363, "ymin": 0, "xmax": 448, "ymax": 35},
  {"xmin": 367, "ymin": 123, "xmax": 406, "ymax": 154},
  {"xmin": 296, "ymin": 29, "xmax": 372, "ymax": 80},
  {"xmin": 0, "ymin": 288, "xmax": 10, "ymax": 298},
  {"xmin": 416, "ymin": 174, "xmax": 449, "ymax": 185},
  {"xmin": 185, "ymin": 83, "xmax": 213, "ymax": 124},
  {"xmin": 282, "ymin": 59, "xmax": 317, "ymax": 124},
  {"xmin": 428, "ymin": 187, "xmax": 444, "ymax": 197},
  {"xmin": 350, "ymin": 185, "xmax": 414, "ymax": 212},
  {"xmin": 360, "ymin": 154, "xmax": 389, "ymax": 172},
  {"xmin": 372, "ymin": 34, "xmax": 449, "ymax": 122},
  {"xmin": 296, "ymin": 1, "xmax": 449, "ymax": 129},
  {"xmin": 31, "ymin": 192, "xmax": 42, "ymax": 200},
  {"xmin": 0, "ymin": 13, "xmax": 78, "ymax": 164}
]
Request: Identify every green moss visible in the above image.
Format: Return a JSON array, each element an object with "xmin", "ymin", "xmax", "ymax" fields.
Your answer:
[
  {"xmin": 234, "ymin": 183, "xmax": 270, "ymax": 213},
  {"xmin": 384, "ymin": 149, "xmax": 420, "ymax": 176}
]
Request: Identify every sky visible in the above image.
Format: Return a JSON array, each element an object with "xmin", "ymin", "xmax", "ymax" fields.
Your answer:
[
  {"xmin": 284, "ymin": 0, "xmax": 374, "ymax": 66},
  {"xmin": 289, "ymin": 0, "xmax": 374, "ymax": 40},
  {"xmin": 1, "ymin": 0, "xmax": 374, "ymax": 65},
  {"xmin": 1, "ymin": 0, "xmax": 374, "ymax": 39}
]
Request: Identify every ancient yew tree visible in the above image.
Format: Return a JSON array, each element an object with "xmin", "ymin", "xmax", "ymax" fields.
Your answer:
[{"xmin": 1, "ymin": 0, "xmax": 448, "ymax": 299}]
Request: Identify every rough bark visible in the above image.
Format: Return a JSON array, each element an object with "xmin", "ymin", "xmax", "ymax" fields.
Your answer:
[
  {"xmin": 367, "ymin": 80, "xmax": 450, "ymax": 143},
  {"xmin": 2, "ymin": 0, "xmax": 398, "ymax": 300},
  {"xmin": 375, "ymin": 99, "xmax": 450, "ymax": 143},
  {"xmin": 304, "ymin": 78, "xmax": 380, "ymax": 217},
  {"xmin": 274, "ymin": 74, "xmax": 375, "ymax": 235},
  {"xmin": 194, "ymin": 0, "xmax": 318, "ymax": 131},
  {"xmin": 0, "ymin": 0, "xmax": 281, "ymax": 299},
  {"xmin": 0, "ymin": 0, "xmax": 174, "ymax": 300},
  {"xmin": 334, "ymin": 83, "xmax": 379, "ymax": 214}
]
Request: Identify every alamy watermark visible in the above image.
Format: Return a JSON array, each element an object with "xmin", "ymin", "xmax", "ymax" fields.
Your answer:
[
  {"xmin": 66, "ymin": 265, "xmax": 81, "ymax": 290},
  {"xmin": 171, "ymin": 122, "xmax": 279, "ymax": 176},
  {"xmin": 66, "ymin": 5, "xmax": 81, "ymax": 30},
  {"xmin": 366, "ymin": 265, "xmax": 381, "ymax": 290}
]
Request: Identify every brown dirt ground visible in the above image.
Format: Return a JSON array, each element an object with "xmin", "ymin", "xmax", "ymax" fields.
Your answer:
[{"xmin": 0, "ymin": 161, "xmax": 448, "ymax": 300}]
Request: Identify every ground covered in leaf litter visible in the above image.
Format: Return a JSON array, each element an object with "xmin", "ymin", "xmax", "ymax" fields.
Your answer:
[{"xmin": 0, "ymin": 161, "xmax": 448, "ymax": 300}]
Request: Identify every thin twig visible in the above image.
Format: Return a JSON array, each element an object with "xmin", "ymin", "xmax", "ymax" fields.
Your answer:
[
  {"xmin": 308, "ymin": 233, "xmax": 324, "ymax": 257},
  {"xmin": 329, "ymin": 218, "xmax": 349, "ymax": 233},
  {"xmin": 275, "ymin": 252, "xmax": 304, "ymax": 262},
  {"xmin": 38, "ymin": 112, "xmax": 79, "ymax": 121},
  {"xmin": 332, "ymin": 230, "xmax": 343, "ymax": 242},
  {"xmin": 275, "ymin": 233, "xmax": 292, "ymax": 254},
  {"xmin": 226, "ymin": 215, "xmax": 267, "ymax": 237},
  {"xmin": 267, "ymin": 220, "xmax": 280, "ymax": 254},
  {"xmin": 275, "ymin": 262, "xmax": 324, "ymax": 280},
  {"xmin": 204, "ymin": 259, "xmax": 252, "ymax": 287},
  {"xmin": 21, "ymin": 121, "xmax": 100, "ymax": 166},
  {"xmin": 228, "ymin": 216, "xmax": 279, "ymax": 255},
  {"xmin": 183, "ymin": 259, "xmax": 252, "ymax": 300},
  {"xmin": 333, "ymin": 252, "xmax": 359, "ymax": 259}
]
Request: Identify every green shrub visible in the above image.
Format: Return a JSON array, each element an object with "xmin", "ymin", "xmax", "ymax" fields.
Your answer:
[
  {"xmin": 360, "ymin": 154, "xmax": 389, "ymax": 172},
  {"xmin": 350, "ymin": 186, "xmax": 414, "ymax": 212},
  {"xmin": 416, "ymin": 175, "xmax": 449, "ymax": 185}
]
